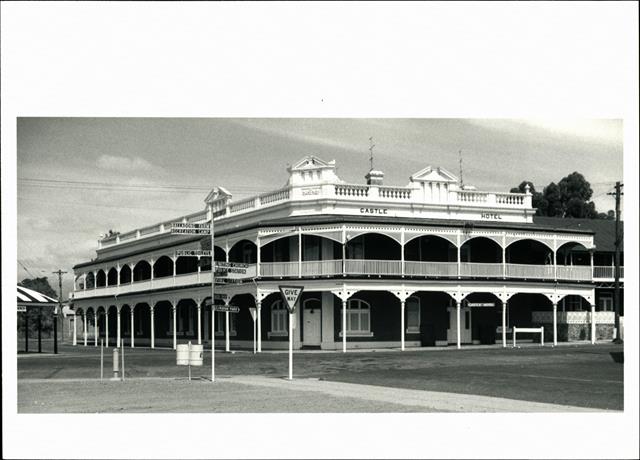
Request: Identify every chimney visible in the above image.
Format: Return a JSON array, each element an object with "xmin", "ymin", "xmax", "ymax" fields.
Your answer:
[{"xmin": 365, "ymin": 169, "xmax": 384, "ymax": 186}]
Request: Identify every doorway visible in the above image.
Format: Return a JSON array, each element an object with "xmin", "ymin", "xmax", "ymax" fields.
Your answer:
[
  {"xmin": 447, "ymin": 306, "xmax": 472, "ymax": 344},
  {"xmin": 302, "ymin": 299, "xmax": 321, "ymax": 347}
]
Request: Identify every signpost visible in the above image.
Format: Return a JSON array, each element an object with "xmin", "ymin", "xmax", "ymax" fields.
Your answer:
[
  {"xmin": 171, "ymin": 222, "xmax": 212, "ymax": 235},
  {"xmin": 278, "ymin": 285, "xmax": 304, "ymax": 380},
  {"xmin": 213, "ymin": 305, "xmax": 240, "ymax": 313},
  {"xmin": 176, "ymin": 249, "xmax": 211, "ymax": 257},
  {"xmin": 172, "ymin": 219, "xmax": 215, "ymax": 382}
]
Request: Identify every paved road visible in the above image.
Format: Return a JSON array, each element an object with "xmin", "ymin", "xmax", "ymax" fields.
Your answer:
[{"xmin": 17, "ymin": 342, "xmax": 623, "ymax": 412}]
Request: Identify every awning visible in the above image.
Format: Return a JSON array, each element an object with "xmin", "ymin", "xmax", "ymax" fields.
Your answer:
[{"xmin": 17, "ymin": 285, "xmax": 58, "ymax": 311}]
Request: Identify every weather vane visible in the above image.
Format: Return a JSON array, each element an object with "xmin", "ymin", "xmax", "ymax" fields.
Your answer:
[{"xmin": 368, "ymin": 137, "xmax": 375, "ymax": 171}]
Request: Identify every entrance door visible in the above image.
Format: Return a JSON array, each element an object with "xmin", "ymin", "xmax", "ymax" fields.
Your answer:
[
  {"xmin": 447, "ymin": 307, "xmax": 472, "ymax": 344},
  {"xmin": 302, "ymin": 300, "xmax": 321, "ymax": 346}
]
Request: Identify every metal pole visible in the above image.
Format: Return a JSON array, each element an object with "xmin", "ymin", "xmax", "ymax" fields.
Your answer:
[
  {"xmin": 400, "ymin": 300, "xmax": 405, "ymax": 351},
  {"xmin": 456, "ymin": 301, "xmax": 461, "ymax": 350},
  {"xmin": 25, "ymin": 307, "xmax": 29, "ymax": 353},
  {"xmin": 121, "ymin": 338, "xmax": 125, "ymax": 381},
  {"xmin": 253, "ymin": 314, "xmax": 256, "ymax": 354},
  {"xmin": 38, "ymin": 308, "xmax": 42, "ymax": 353},
  {"xmin": 188, "ymin": 341, "xmax": 192, "ymax": 382},
  {"xmin": 225, "ymin": 311, "xmax": 230, "ymax": 352},
  {"xmin": 53, "ymin": 269, "xmax": 67, "ymax": 355},
  {"xmin": 501, "ymin": 300, "xmax": 506, "ymax": 348},
  {"xmin": 553, "ymin": 303, "xmax": 557, "ymax": 346},
  {"xmin": 342, "ymin": 299, "xmax": 347, "ymax": 353},
  {"xmin": 288, "ymin": 312, "xmax": 293, "ymax": 380},
  {"xmin": 612, "ymin": 181, "xmax": 623, "ymax": 343},
  {"xmin": 100, "ymin": 339, "xmax": 104, "ymax": 380},
  {"xmin": 210, "ymin": 204, "xmax": 215, "ymax": 383}
]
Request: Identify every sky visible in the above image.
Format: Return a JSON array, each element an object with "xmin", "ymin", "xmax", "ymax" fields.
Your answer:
[{"xmin": 16, "ymin": 118, "xmax": 623, "ymax": 297}]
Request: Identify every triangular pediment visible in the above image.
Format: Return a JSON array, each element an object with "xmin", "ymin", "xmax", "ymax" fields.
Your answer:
[
  {"xmin": 410, "ymin": 166, "xmax": 458, "ymax": 183},
  {"xmin": 204, "ymin": 186, "xmax": 232, "ymax": 204},
  {"xmin": 289, "ymin": 156, "xmax": 335, "ymax": 171}
]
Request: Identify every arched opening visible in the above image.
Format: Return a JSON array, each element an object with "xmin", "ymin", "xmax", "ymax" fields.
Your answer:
[
  {"xmin": 96, "ymin": 270, "xmax": 106, "ymax": 287},
  {"xmin": 95, "ymin": 306, "xmax": 106, "ymax": 338},
  {"xmin": 120, "ymin": 304, "xmax": 132, "ymax": 345},
  {"xmin": 85, "ymin": 272, "xmax": 95, "ymax": 289},
  {"xmin": 107, "ymin": 268, "xmax": 118, "ymax": 286},
  {"xmin": 153, "ymin": 256, "xmax": 174, "ymax": 278},
  {"xmin": 229, "ymin": 240, "xmax": 257, "ymax": 264},
  {"xmin": 506, "ymin": 239, "xmax": 553, "ymax": 265},
  {"xmin": 556, "ymin": 242, "xmax": 591, "ymax": 266},
  {"xmin": 560, "ymin": 294, "xmax": 591, "ymax": 311},
  {"xmin": 133, "ymin": 260, "xmax": 151, "ymax": 281},
  {"xmin": 119, "ymin": 265, "xmax": 131, "ymax": 284},
  {"xmin": 106, "ymin": 305, "xmax": 118, "ymax": 341},
  {"xmin": 462, "ymin": 292, "xmax": 504, "ymax": 345},
  {"xmin": 334, "ymin": 290, "xmax": 400, "ymax": 346},
  {"xmin": 152, "ymin": 300, "xmax": 173, "ymax": 346},
  {"xmin": 460, "ymin": 237, "xmax": 502, "ymax": 263},
  {"xmin": 133, "ymin": 303, "xmax": 151, "ymax": 343},
  {"xmin": 506, "ymin": 293, "xmax": 554, "ymax": 341},
  {"xmin": 86, "ymin": 307, "xmax": 96, "ymax": 338},
  {"xmin": 176, "ymin": 256, "xmax": 198, "ymax": 275},
  {"xmin": 556, "ymin": 242, "xmax": 592, "ymax": 281},
  {"xmin": 404, "ymin": 235, "xmax": 456, "ymax": 262},
  {"xmin": 176, "ymin": 299, "xmax": 198, "ymax": 341},
  {"xmin": 260, "ymin": 236, "xmax": 295, "ymax": 263},
  {"xmin": 345, "ymin": 233, "xmax": 401, "ymax": 260},
  {"xmin": 302, "ymin": 235, "xmax": 342, "ymax": 261}
]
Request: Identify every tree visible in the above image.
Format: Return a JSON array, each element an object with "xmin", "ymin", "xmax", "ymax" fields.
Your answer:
[
  {"xmin": 19, "ymin": 277, "xmax": 57, "ymax": 298},
  {"xmin": 513, "ymin": 172, "xmax": 604, "ymax": 218}
]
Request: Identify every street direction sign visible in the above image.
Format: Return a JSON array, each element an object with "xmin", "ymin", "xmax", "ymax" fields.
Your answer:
[
  {"xmin": 213, "ymin": 305, "xmax": 240, "ymax": 313},
  {"xmin": 176, "ymin": 249, "xmax": 211, "ymax": 257},
  {"xmin": 171, "ymin": 222, "xmax": 211, "ymax": 235},
  {"xmin": 213, "ymin": 293, "xmax": 228, "ymax": 300},
  {"xmin": 17, "ymin": 305, "xmax": 27, "ymax": 312},
  {"xmin": 216, "ymin": 261, "xmax": 249, "ymax": 269},
  {"xmin": 468, "ymin": 302, "xmax": 494, "ymax": 308},
  {"xmin": 279, "ymin": 285, "xmax": 304, "ymax": 314}
]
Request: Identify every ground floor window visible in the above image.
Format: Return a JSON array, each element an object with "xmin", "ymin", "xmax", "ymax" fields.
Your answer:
[
  {"xmin": 598, "ymin": 293, "xmax": 613, "ymax": 311},
  {"xmin": 344, "ymin": 298, "xmax": 371, "ymax": 334},
  {"xmin": 406, "ymin": 296, "xmax": 420, "ymax": 333},
  {"xmin": 270, "ymin": 300, "xmax": 288, "ymax": 336}
]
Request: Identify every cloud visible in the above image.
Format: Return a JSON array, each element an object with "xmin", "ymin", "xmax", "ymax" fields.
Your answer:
[{"xmin": 96, "ymin": 154, "xmax": 154, "ymax": 172}]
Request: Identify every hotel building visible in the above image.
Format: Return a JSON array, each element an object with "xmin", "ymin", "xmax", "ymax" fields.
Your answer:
[{"xmin": 70, "ymin": 156, "xmax": 624, "ymax": 351}]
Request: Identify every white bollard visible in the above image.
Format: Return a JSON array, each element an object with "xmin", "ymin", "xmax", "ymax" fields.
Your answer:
[{"xmin": 111, "ymin": 348, "xmax": 120, "ymax": 380}]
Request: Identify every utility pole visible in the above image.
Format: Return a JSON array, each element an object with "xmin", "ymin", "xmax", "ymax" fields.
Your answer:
[
  {"xmin": 607, "ymin": 182, "xmax": 623, "ymax": 344},
  {"xmin": 52, "ymin": 269, "xmax": 67, "ymax": 354}
]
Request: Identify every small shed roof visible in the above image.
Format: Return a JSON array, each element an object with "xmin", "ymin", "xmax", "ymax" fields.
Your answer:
[{"xmin": 17, "ymin": 285, "xmax": 58, "ymax": 307}]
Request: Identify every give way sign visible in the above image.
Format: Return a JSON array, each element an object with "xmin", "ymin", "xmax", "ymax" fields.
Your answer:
[{"xmin": 278, "ymin": 285, "xmax": 304, "ymax": 314}]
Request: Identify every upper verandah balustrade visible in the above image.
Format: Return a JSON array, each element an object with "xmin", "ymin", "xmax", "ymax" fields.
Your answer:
[{"xmin": 98, "ymin": 156, "xmax": 534, "ymax": 250}]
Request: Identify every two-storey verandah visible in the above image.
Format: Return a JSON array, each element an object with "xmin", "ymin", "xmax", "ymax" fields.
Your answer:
[{"xmin": 70, "ymin": 216, "xmax": 601, "ymax": 350}]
